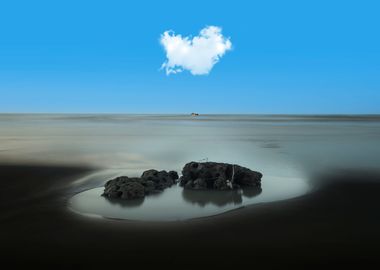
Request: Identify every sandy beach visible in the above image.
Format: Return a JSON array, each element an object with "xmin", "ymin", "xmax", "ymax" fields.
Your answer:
[
  {"xmin": 1, "ymin": 114, "xmax": 380, "ymax": 268},
  {"xmin": 1, "ymin": 164, "xmax": 380, "ymax": 268}
]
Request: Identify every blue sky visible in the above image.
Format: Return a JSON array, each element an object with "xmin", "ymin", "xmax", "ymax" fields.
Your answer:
[{"xmin": 0, "ymin": 0, "xmax": 379, "ymax": 114}]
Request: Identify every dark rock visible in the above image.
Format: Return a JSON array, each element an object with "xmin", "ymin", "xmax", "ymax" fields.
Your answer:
[
  {"xmin": 185, "ymin": 181, "xmax": 193, "ymax": 189},
  {"xmin": 143, "ymin": 180, "xmax": 156, "ymax": 194},
  {"xmin": 140, "ymin": 169, "xmax": 177, "ymax": 190},
  {"xmin": 168, "ymin": 171, "xmax": 179, "ymax": 181},
  {"xmin": 102, "ymin": 161, "xmax": 262, "ymax": 199},
  {"xmin": 179, "ymin": 161, "xmax": 262, "ymax": 190},
  {"xmin": 193, "ymin": 178, "xmax": 207, "ymax": 189},
  {"xmin": 120, "ymin": 181, "xmax": 145, "ymax": 200},
  {"xmin": 102, "ymin": 169, "xmax": 179, "ymax": 200}
]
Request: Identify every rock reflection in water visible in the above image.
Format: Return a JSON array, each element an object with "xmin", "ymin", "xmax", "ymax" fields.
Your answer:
[
  {"xmin": 182, "ymin": 186, "xmax": 262, "ymax": 207},
  {"xmin": 70, "ymin": 174, "xmax": 308, "ymax": 221},
  {"xmin": 242, "ymin": 187, "xmax": 263, "ymax": 198},
  {"xmin": 106, "ymin": 197, "xmax": 145, "ymax": 208}
]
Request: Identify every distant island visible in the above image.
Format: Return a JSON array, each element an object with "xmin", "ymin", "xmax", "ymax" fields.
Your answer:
[{"xmin": 191, "ymin": 112, "xmax": 199, "ymax": 116}]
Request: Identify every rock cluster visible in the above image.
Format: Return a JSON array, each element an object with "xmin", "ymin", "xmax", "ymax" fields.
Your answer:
[
  {"xmin": 102, "ymin": 161, "xmax": 263, "ymax": 200},
  {"xmin": 179, "ymin": 161, "xmax": 262, "ymax": 190},
  {"xmin": 102, "ymin": 169, "xmax": 179, "ymax": 200}
]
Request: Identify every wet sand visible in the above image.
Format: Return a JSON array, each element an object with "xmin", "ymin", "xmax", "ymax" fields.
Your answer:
[
  {"xmin": 1, "ymin": 164, "xmax": 380, "ymax": 268},
  {"xmin": 1, "ymin": 114, "xmax": 380, "ymax": 267}
]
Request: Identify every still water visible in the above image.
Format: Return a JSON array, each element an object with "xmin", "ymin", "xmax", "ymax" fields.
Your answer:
[
  {"xmin": 1, "ymin": 114, "xmax": 380, "ymax": 221},
  {"xmin": 69, "ymin": 170, "xmax": 309, "ymax": 221}
]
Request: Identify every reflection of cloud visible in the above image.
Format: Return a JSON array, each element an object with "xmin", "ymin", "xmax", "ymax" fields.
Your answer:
[{"xmin": 160, "ymin": 26, "xmax": 232, "ymax": 75}]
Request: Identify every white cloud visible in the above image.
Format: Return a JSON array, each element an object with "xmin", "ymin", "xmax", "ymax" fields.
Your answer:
[{"xmin": 160, "ymin": 26, "xmax": 232, "ymax": 75}]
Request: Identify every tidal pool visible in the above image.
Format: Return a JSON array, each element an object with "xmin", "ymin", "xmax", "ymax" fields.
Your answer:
[
  {"xmin": 2, "ymin": 114, "xmax": 379, "ymax": 220},
  {"xmin": 69, "ymin": 171, "xmax": 310, "ymax": 221}
]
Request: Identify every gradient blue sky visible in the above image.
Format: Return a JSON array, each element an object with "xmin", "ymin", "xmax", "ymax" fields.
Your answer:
[{"xmin": 1, "ymin": 0, "xmax": 379, "ymax": 114}]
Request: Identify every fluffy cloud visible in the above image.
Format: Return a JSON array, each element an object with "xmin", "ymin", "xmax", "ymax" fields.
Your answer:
[{"xmin": 160, "ymin": 26, "xmax": 232, "ymax": 75}]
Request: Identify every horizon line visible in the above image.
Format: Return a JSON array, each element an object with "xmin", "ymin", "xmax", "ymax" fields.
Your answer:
[{"xmin": 1, "ymin": 112, "xmax": 380, "ymax": 116}]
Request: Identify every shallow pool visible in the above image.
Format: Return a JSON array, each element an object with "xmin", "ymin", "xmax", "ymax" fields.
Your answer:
[{"xmin": 69, "ymin": 171, "xmax": 310, "ymax": 221}]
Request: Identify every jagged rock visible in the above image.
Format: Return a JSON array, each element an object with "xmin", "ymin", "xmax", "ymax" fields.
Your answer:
[
  {"xmin": 102, "ymin": 169, "xmax": 179, "ymax": 200},
  {"xmin": 120, "ymin": 181, "xmax": 145, "ymax": 200},
  {"xmin": 179, "ymin": 161, "xmax": 262, "ymax": 190},
  {"xmin": 168, "ymin": 171, "xmax": 179, "ymax": 181},
  {"xmin": 140, "ymin": 169, "xmax": 178, "ymax": 191},
  {"xmin": 102, "ymin": 161, "xmax": 262, "ymax": 199}
]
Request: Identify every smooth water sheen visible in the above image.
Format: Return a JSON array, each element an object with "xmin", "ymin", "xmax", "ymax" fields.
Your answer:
[
  {"xmin": 1, "ymin": 114, "xmax": 380, "ymax": 220},
  {"xmin": 69, "ymin": 170, "xmax": 309, "ymax": 221}
]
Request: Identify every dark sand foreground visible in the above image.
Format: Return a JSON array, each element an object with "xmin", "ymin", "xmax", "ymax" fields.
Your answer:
[{"xmin": 1, "ymin": 164, "xmax": 380, "ymax": 268}]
